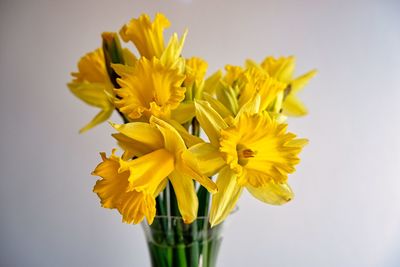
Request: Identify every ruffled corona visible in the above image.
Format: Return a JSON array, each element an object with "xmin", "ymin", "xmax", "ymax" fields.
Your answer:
[
  {"xmin": 120, "ymin": 13, "xmax": 171, "ymax": 59},
  {"xmin": 114, "ymin": 57, "xmax": 186, "ymax": 121},
  {"xmin": 219, "ymin": 112, "xmax": 306, "ymax": 186}
]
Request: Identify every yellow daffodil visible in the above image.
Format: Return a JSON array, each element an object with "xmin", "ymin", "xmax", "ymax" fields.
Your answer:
[
  {"xmin": 68, "ymin": 48, "xmax": 114, "ymax": 133},
  {"xmin": 213, "ymin": 65, "xmax": 287, "ymax": 117},
  {"xmin": 260, "ymin": 56, "xmax": 317, "ymax": 116},
  {"xmin": 113, "ymin": 57, "xmax": 186, "ymax": 121},
  {"xmin": 194, "ymin": 98, "xmax": 307, "ymax": 226},
  {"xmin": 92, "ymin": 116, "xmax": 217, "ymax": 224}
]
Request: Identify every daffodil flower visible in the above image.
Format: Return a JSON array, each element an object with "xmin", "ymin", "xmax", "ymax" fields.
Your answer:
[
  {"xmin": 113, "ymin": 57, "xmax": 186, "ymax": 121},
  {"xmin": 259, "ymin": 56, "xmax": 317, "ymax": 116},
  {"xmin": 92, "ymin": 116, "xmax": 217, "ymax": 224},
  {"xmin": 68, "ymin": 48, "xmax": 115, "ymax": 133},
  {"xmin": 193, "ymin": 98, "xmax": 307, "ymax": 226}
]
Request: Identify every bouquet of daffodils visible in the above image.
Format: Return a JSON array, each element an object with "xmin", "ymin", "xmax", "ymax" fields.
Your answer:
[{"xmin": 68, "ymin": 13, "xmax": 315, "ymax": 267}]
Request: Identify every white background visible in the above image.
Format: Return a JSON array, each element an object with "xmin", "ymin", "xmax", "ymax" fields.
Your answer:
[{"xmin": 1, "ymin": 0, "xmax": 400, "ymax": 266}]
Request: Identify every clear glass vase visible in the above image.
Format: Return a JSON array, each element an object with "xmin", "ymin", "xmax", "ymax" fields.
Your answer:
[{"xmin": 142, "ymin": 216, "xmax": 224, "ymax": 267}]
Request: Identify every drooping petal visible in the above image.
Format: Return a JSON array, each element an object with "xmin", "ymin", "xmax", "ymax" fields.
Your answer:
[
  {"xmin": 210, "ymin": 166, "xmax": 242, "ymax": 227},
  {"xmin": 188, "ymin": 142, "xmax": 225, "ymax": 176},
  {"xmin": 79, "ymin": 108, "xmax": 114, "ymax": 133},
  {"xmin": 194, "ymin": 100, "xmax": 228, "ymax": 147},
  {"xmin": 169, "ymin": 170, "xmax": 199, "ymax": 223},
  {"xmin": 246, "ymin": 181, "xmax": 294, "ymax": 205}
]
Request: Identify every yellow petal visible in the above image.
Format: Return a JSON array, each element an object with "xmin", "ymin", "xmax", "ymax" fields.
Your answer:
[
  {"xmin": 117, "ymin": 190, "xmax": 156, "ymax": 224},
  {"xmin": 291, "ymin": 69, "xmax": 317, "ymax": 93},
  {"xmin": 110, "ymin": 121, "xmax": 164, "ymax": 151},
  {"xmin": 119, "ymin": 149, "xmax": 174, "ymax": 192},
  {"xmin": 246, "ymin": 181, "xmax": 294, "ymax": 205},
  {"xmin": 150, "ymin": 116, "xmax": 186, "ymax": 154},
  {"xmin": 194, "ymin": 100, "xmax": 228, "ymax": 147},
  {"xmin": 112, "ymin": 133, "xmax": 155, "ymax": 157},
  {"xmin": 178, "ymin": 151, "xmax": 218, "ymax": 193},
  {"xmin": 92, "ymin": 150, "xmax": 129, "ymax": 209},
  {"xmin": 166, "ymin": 119, "xmax": 204, "ymax": 147},
  {"xmin": 203, "ymin": 70, "xmax": 222, "ymax": 94},
  {"xmin": 283, "ymin": 94, "xmax": 308, "ymax": 116},
  {"xmin": 202, "ymin": 93, "xmax": 233, "ymax": 119},
  {"xmin": 171, "ymin": 102, "xmax": 195, "ymax": 124},
  {"xmin": 188, "ymin": 142, "xmax": 225, "ymax": 176},
  {"xmin": 161, "ymin": 30, "xmax": 187, "ymax": 69},
  {"xmin": 169, "ymin": 170, "xmax": 199, "ymax": 224},
  {"xmin": 79, "ymin": 108, "xmax": 113, "ymax": 133},
  {"xmin": 122, "ymin": 48, "xmax": 137, "ymax": 66},
  {"xmin": 210, "ymin": 166, "xmax": 242, "ymax": 227},
  {"xmin": 68, "ymin": 82, "xmax": 111, "ymax": 108}
]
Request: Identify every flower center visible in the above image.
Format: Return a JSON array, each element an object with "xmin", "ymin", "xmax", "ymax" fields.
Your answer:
[{"xmin": 237, "ymin": 144, "xmax": 256, "ymax": 166}]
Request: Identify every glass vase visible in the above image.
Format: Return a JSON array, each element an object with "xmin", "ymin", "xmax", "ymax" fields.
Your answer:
[{"xmin": 142, "ymin": 216, "xmax": 224, "ymax": 267}]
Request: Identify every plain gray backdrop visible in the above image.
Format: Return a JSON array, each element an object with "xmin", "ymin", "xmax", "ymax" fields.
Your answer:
[{"xmin": 1, "ymin": 0, "xmax": 399, "ymax": 266}]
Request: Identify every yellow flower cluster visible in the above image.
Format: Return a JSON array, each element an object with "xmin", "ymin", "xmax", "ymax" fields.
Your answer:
[{"xmin": 68, "ymin": 13, "xmax": 316, "ymax": 226}]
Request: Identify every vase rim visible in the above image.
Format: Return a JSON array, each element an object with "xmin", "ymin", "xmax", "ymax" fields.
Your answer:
[{"xmin": 151, "ymin": 206, "xmax": 239, "ymax": 220}]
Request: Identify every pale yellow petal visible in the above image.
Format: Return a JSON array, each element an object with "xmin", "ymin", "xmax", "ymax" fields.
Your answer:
[
  {"xmin": 210, "ymin": 166, "xmax": 242, "ymax": 227},
  {"xmin": 79, "ymin": 108, "xmax": 113, "ymax": 133},
  {"xmin": 68, "ymin": 82, "xmax": 111, "ymax": 108},
  {"xmin": 291, "ymin": 69, "xmax": 317, "ymax": 93},
  {"xmin": 169, "ymin": 170, "xmax": 199, "ymax": 224},
  {"xmin": 188, "ymin": 142, "xmax": 225, "ymax": 176},
  {"xmin": 246, "ymin": 181, "xmax": 294, "ymax": 205},
  {"xmin": 283, "ymin": 94, "xmax": 308, "ymax": 116},
  {"xmin": 194, "ymin": 100, "xmax": 228, "ymax": 146}
]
